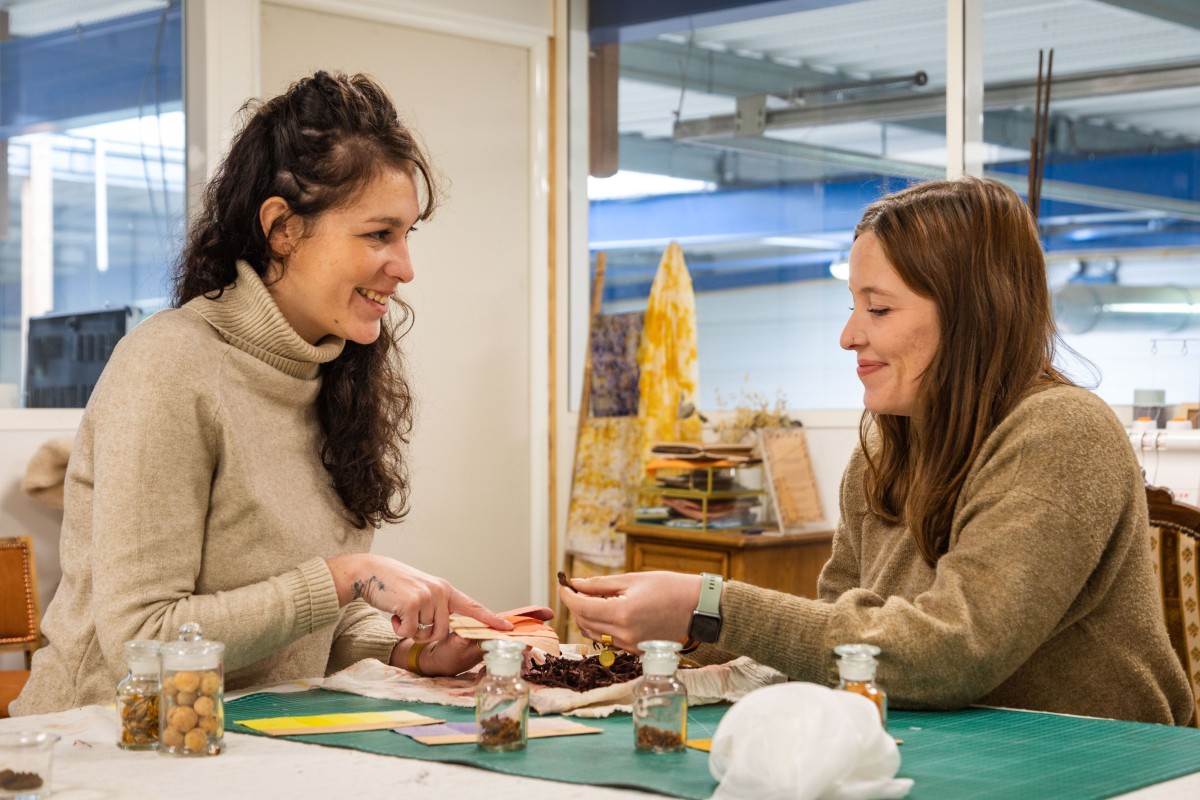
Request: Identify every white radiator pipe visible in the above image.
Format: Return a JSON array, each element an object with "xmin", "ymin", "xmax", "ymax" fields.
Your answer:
[{"xmin": 1128, "ymin": 429, "xmax": 1200, "ymax": 452}]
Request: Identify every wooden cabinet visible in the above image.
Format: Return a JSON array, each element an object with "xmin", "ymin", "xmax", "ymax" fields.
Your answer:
[{"xmin": 617, "ymin": 521, "xmax": 833, "ymax": 598}]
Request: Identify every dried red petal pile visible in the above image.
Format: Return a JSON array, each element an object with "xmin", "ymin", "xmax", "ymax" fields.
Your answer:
[{"xmin": 522, "ymin": 652, "xmax": 642, "ymax": 691}]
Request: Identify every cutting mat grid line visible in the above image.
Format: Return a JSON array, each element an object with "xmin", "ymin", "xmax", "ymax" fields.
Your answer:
[
  {"xmin": 226, "ymin": 691, "xmax": 1200, "ymax": 800},
  {"xmin": 890, "ymin": 709, "xmax": 1200, "ymax": 800}
]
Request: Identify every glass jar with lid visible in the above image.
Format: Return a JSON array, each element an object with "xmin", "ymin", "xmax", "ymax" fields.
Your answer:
[
  {"xmin": 834, "ymin": 643, "xmax": 887, "ymax": 725},
  {"xmin": 117, "ymin": 640, "xmax": 161, "ymax": 750},
  {"xmin": 158, "ymin": 622, "xmax": 225, "ymax": 756},
  {"xmin": 632, "ymin": 640, "xmax": 687, "ymax": 753},
  {"xmin": 475, "ymin": 639, "xmax": 529, "ymax": 751}
]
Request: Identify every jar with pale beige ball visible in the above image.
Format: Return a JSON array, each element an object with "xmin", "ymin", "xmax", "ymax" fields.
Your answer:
[{"xmin": 158, "ymin": 623, "xmax": 225, "ymax": 756}]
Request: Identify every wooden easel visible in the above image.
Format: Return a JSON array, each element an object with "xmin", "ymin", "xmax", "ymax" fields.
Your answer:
[{"xmin": 552, "ymin": 252, "xmax": 606, "ymax": 639}]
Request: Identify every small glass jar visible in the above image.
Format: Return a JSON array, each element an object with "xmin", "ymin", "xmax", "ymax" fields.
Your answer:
[
  {"xmin": 476, "ymin": 639, "xmax": 529, "ymax": 752},
  {"xmin": 632, "ymin": 640, "xmax": 687, "ymax": 753},
  {"xmin": 158, "ymin": 622, "xmax": 225, "ymax": 756},
  {"xmin": 834, "ymin": 643, "xmax": 887, "ymax": 725},
  {"xmin": 116, "ymin": 640, "xmax": 161, "ymax": 750}
]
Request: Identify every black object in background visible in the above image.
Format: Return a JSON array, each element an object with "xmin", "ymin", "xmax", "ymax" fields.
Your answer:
[{"xmin": 25, "ymin": 307, "xmax": 138, "ymax": 408}]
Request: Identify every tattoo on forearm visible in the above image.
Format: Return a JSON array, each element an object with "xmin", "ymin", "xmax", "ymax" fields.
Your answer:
[{"xmin": 351, "ymin": 576, "xmax": 387, "ymax": 606}]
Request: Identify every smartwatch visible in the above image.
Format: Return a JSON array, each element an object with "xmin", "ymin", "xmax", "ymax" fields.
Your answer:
[{"xmin": 687, "ymin": 572, "xmax": 724, "ymax": 643}]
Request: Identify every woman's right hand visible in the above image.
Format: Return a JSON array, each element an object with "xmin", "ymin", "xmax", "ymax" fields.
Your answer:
[{"xmin": 325, "ymin": 553, "xmax": 511, "ymax": 643}]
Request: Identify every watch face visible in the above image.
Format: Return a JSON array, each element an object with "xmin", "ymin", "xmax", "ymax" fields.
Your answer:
[{"xmin": 689, "ymin": 611, "xmax": 722, "ymax": 643}]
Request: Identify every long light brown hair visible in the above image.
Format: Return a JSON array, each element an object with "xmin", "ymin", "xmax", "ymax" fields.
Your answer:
[
  {"xmin": 856, "ymin": 177, "xmax": 1073, "ymax": 565},
  {"xmin": 173, "ymin": 71, "xmax": 438, "ymax": 529}
]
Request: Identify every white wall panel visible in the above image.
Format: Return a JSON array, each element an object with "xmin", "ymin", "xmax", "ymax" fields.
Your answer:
[{"xmin": 261, "ymin": 2, "xmax": 537, "ymax": 611}]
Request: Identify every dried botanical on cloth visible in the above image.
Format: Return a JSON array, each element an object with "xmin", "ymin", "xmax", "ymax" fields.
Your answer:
[{"xmin": 320, "ymin": 654, "xmax": 786, "ymax": 718}]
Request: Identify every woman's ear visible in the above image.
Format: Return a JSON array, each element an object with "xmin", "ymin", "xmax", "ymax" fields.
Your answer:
[{"xmin": 259, "ymin": 196, "xmax": 296, "ymax": 254}]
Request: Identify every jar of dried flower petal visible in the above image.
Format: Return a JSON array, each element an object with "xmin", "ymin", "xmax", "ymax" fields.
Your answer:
[{"xmin": 117, "ymin": 640, "xmax": 161, "ymax": 750}]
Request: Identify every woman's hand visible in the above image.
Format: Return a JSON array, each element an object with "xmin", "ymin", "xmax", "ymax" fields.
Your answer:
[
  {"xmin": 391, "ymin": 634, "xmax": 484, "ymax": 677},
  {"xmin": 557, "ymin": 571, "xmax": 701, "ymax": 652},
  {"xmin": 326, "ymin": 553, "xmax": 511, "ymax": 642},
  {"xmin": 388, "ymin": 605, "xmax": 558, "ymax": 677}
]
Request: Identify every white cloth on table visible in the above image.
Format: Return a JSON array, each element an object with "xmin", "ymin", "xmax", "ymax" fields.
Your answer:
[{"xmin": 321, "ymin": 655, "xmax": 787, "ymax": 717}]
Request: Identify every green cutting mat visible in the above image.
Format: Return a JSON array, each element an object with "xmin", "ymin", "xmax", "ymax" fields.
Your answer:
[
  {"xmin": 890, "ymin": 707, "xmax": 1200, "ymax": 800},
  {"xmin": 226, "ymin": 690, "xmax": 1200, "ymax": 800},
  {"xmin": 227, "ymin": 689, "xmax": 722, "ymax": 799}
]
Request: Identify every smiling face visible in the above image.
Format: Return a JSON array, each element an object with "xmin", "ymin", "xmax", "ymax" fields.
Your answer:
[
  {"xmin": 262, "ymin": 168, "xmax": 420, "ymax": 345},
  {"xmin": 839, "ymin": 232, "xmax": 940, "ymax": 417}
]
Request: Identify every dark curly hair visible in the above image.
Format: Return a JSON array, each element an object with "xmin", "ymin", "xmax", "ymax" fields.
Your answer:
[{"xmin": 172, "ymin": 71, "xmax": 438, "ymax": 529}]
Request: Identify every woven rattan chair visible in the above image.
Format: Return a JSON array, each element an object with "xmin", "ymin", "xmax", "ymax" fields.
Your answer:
[
  {"xmin": 0, "ymin": 535, "xmax": 41, "ymax": 717},
  {"xmin": 1145, "ymin": 485, "xmax": 1200, "ymax": 727}
]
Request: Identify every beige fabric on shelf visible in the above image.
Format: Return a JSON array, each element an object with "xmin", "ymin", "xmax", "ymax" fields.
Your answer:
[{"xmin": 19, "ymin": 435, "xmax": 74, "ymax": 510}]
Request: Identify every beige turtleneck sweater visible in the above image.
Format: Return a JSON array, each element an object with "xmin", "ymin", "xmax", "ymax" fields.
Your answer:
[
  {"xmin": 14, "ymin": 262, "xmax": 398, "ymax": 715},
  {"xmin": 694, "ymin": 385, "xmax": 1194, "ymax": 726}
]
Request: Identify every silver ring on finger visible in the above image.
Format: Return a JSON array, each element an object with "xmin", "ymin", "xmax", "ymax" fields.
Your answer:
[{"xmin": 416, "ymin": 621, "xmax": 433, "ymax": 633}]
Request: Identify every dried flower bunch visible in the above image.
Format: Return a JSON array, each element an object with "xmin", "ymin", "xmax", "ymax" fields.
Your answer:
[
  {"xmin": 710, "ymin": 386, "xmax": 799, "ymax": 444},
  {"xmin": 523, "ymin": 652, "xmax": 642, "ymax": 691}
]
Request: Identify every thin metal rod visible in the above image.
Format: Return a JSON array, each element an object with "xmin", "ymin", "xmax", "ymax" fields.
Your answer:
[
  {"xmin": 1034, "ymin": 49, "xmax": 1054, "ymax": 214},
  {"xmin": 1029, "ymin": 49, "xmax": 1044, "ymax": 217}
]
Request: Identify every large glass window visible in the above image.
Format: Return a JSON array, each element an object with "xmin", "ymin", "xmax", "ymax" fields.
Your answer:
[
  {"xmin": 586, "ymin": 0, "xmax": 947, "ymax": 410},
  {"xmin": 585, "ymin": 0, "xmax": 1200, "ymax": 412},
  {"xmin": 0, "ymin": 1, "xmax": 184, "ymax": 407},
  {"xmin": 980, "ymin": 0, "xmax": 1200, "ymax": 409}
]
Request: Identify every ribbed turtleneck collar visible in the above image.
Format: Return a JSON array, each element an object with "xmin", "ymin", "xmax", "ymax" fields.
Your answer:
[{"xmin": 186, "ymin": 261, "xmax": 345, "ymax": 379}]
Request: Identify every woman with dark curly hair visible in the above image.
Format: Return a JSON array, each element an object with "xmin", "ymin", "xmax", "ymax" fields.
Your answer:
[{"xmin": 13, "ymin": 71, "xmax": 532, "ymax": 714}]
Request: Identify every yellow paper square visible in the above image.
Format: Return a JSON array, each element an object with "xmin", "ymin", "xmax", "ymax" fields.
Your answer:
[{"xmin": 237, "ymin": 709, "xmax": 443, "ymax": 736}]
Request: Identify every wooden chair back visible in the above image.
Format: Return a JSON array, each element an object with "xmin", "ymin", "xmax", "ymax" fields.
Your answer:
[
  {"xmin": 1145, "ymin": 485, "xmax": 1200, "ymax": 727},
  {"xmin": 0, "ymin": 535, "xmax": 41, "ymax": 668},
  {"xmin": 0, "ymin": 535, "xmax": 41, "ymax": 717}
]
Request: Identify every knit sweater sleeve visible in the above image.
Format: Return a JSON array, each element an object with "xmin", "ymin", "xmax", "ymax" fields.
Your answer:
[
  {"xmin": 709, "ymin": 389, "xmax": 1140, "ymax": 709},
  {"xmin": 816, "ymin": 447, "xmax": 866, "ymax": 601},
  {"xmin": 86, "ymin": 318, "xmax": 341, "ymax": 676},
  {"xmin": 688, "ymin": 450, "xmax": 864, "ymax": 670},
  {"xmin": 326, "ymin": 601, "xmax": 400, "ymax": 674}
]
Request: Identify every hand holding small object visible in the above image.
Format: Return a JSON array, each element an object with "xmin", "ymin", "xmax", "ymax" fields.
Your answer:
[{"xmin": 558, "ymin": 570, "xmax": 701, "ymax": 653}]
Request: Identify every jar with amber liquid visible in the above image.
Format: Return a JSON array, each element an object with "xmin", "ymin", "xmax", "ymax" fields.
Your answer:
[
  {"xmin": 158, "ymin": 622, "xmax": 225, "ymax": 756},
  {"xmin": 117, "ymin": 640, "xmax": 161, "ymax": 750},
  {"xmin": 834, "ymin": 643, "xmax": 887, "ymax": 725},
  {"xmin": 632, "ymin": 640, "xmax": 687, "ymax": 753}
]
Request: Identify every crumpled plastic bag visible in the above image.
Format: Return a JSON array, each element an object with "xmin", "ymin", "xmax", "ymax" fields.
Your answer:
[
  {"xmin": 319, "ymin": 653, "xmax": 786, "ymax": 718},
  {"xmin": 709, "ymin": 682, "xmax": 913, "ymax": 800}
]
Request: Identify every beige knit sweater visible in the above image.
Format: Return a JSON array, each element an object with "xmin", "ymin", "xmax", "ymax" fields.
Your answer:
[
  {"xmin": 14, "ymin": 262, "xmax": 398, "ymax": 715},
  {"xmin": 696, "ymin": 385, "xmax": 1194, "ymax": 726}
]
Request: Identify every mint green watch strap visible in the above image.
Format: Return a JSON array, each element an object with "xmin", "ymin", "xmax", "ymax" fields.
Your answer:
[{"xmin": 697, "ymin": 572, "xmax": 723, "ymax": 615}]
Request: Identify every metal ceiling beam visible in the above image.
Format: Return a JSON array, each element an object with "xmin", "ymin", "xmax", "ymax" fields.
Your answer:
[
  {"xmin": 672, "ymin": 59, "xmax": 1200, "ymax": 138},
  {"xmin": 622, "ymin": 108, "xmax": 1185, "ymax": 187},
  {"xmin": 621, "ymin": 38, "xmax": 853, "ymax": 98},
  {"xmin": 1091, "ymin": 0, "xmax": 1200, "ymax": 30},
  {"xmin": 618, "ymin": 133, "xmax": 838, "ymax": 184},
  {"xmin": 680, "ymin": 135, "xmax": 1200, "ymax": 222}
]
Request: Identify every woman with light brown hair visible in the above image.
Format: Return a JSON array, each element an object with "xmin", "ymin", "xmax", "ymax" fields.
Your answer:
[{"xmin": 561, "ymin": 176, "xmax": 1194, "ymax": 725}]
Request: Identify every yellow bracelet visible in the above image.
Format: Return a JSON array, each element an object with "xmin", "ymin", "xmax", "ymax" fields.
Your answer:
[{"xmin": 407, "ymin": 640, "xmax": 429, "ymax": 676}]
